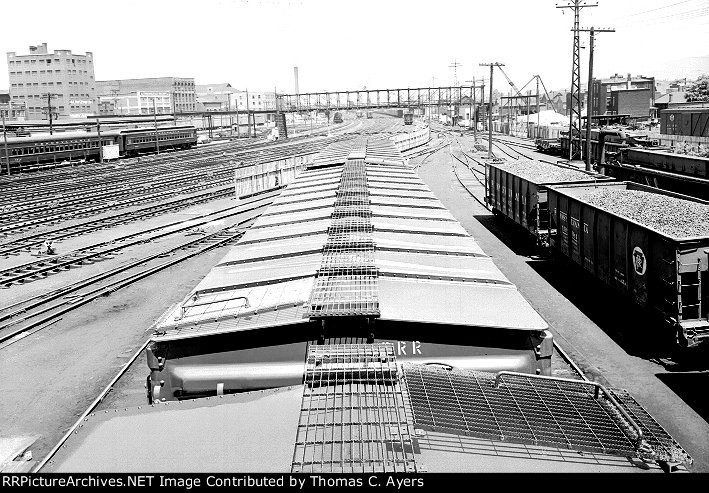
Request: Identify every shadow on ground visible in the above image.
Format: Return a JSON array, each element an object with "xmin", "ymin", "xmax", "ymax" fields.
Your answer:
[
  {"xmin": 473, "ymin": 213, "xmax": 694, "ymax": 363},
  {"xmin": 656, "ymin": 372, "xmax": 709, "ymax": 422}
]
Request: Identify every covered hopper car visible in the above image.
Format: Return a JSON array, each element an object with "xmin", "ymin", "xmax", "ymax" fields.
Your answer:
[{"xmin": 36, "ymin": 136, "xmax": 693, "ymax": 474}]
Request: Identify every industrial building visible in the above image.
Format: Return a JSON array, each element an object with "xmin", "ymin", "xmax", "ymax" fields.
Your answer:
[
  {"xmin": 591, "ymin": 73, "xmax": 656, "ymax": 118},
  {"xmin": 5, "ymin": 43, "xmax": 98, "ymax": 120},
  {"xmin": 230, "ymin": 90, "xmax": 277, "ymax": 112},
  {"xmin": 98, "ymin": 91, "xmax": 172, "ymax": 115},
  {"xmin": 196, "ymin": 83, "xmax": 234, "ymax": 112},
  {"xmin": 97, "ymin": 77, "xmax": 196, "ymax": 113},
  {"xmin": 0, "ymin": 90, "xmax": 27, "ymax": 121}
]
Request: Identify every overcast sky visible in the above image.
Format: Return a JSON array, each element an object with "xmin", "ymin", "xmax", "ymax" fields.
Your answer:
[{"xmin": 1, "ymin": 0, "xmax": 708, "ymax": 93}]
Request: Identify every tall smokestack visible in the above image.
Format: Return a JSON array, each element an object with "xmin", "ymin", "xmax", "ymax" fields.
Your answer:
[{"xmin": 294, "ymin": 67, "xmax": 300, "ymax": 96}]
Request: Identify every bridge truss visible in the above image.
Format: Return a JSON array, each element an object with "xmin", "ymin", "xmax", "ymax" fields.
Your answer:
[{"xmin": 276, "ymin": 86, "xmax": 483, "ymax": 113}]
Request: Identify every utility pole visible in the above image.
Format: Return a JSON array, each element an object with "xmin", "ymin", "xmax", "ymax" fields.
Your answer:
[
  {"xmin": 42, "ymin": 93, "xmax": 59, "ymax": 135},
  {"xmin": 480, "ymin": 63, "xmax": 504, "ymax": 159},
  {"xmin": 557, "ymin": 0, "xmax": 598, "ymax": 161},
  {"xmin": 1, "ymin": 107, "xmax": 10, "ymax": 176},
  {"xmin": 96, "ymin": 118, "xmax": 104, "ymax": 164},
  {"xmin": 536, "ymin": 76, "xmax": 540, "ymax": 132},
  {"xmin": 449, "ymin": 61, "xmax": 462, "ymax": 125},
  {"xmin": 153, "ymin": 98, "xmax": 160, "ymax": 155},
  {"xmin": 245, "ymin": 89, "xmax": 251, "ymax": 139},
  {"xmin": 576, "ymin": 26, "xmax": 615, "ymax": 170},
  {"xmin": 527, "ymin": 89, "xmax": 531, "ymax": 136},
  {"xmin": 473, "ymin": 76, "xmax": 477, "ymax": 142}
]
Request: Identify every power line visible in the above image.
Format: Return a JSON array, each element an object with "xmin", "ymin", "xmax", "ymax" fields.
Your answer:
[
  {"xmin": 622, "ymin": 0, "xmax": 696, "ymax": 18},
  {"xmin": 616, "ymin": 5, "xmax": 709, "ymax": 25}
]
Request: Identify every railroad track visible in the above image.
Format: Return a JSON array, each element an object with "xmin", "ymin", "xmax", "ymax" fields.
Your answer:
[
  {"xmin": 0, "ymin": 190, "xmax": 280, "ymax": 288},
  {"xmin": 0, "ymin": 132, "xmax": 340, "ymax": 204},
  {"xmin": 0, "ymin": 186, "xmax": 241, "ymax": 257},
  {"xmin": 0, "ymin": 192, "xmax": 279, "ymax": 348},
  {"xmin": 0, "ymin": 138, "xmax": 342, "ymax": 236}
]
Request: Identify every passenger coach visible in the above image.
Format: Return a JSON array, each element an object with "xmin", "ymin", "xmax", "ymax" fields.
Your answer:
[{"xmin": 1, "ymin": 125, "xmax": 198, "ymax": 173}]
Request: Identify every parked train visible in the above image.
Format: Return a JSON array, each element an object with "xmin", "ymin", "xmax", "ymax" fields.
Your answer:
[
  {"xmin": 557, "ymin": 128, "xmax": 709, "ymax": 199},
  {"xmin": 486, "ymin": 158, "xmax": 709, "ymax": 347},
  {"xmin": 2, "ymin": 125, "xmax": 198, "ymax": 173},
  {"xmin": 404, "ymin": 112, "xmax": 414, "ymax": 125},
  {"xmin": 37, "ymin": 136, "xmax": 691, "ymax": 474},
  {"xmin": 332, "ymin": 111, "xmax": 343, "ymax": 124}
]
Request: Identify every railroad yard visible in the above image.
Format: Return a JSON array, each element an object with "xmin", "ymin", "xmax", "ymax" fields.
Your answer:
[
  {"xmin": 0, "ymin": 114, "xmax": 706, "ymax": 475},
  {"xmin": 2, "ymin": 0, "xmax": 709, "ymax": 477}
]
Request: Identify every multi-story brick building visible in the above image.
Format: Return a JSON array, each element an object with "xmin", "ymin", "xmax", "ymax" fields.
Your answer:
[
  {"xmin": 608, "ymin": 88, "xmax": 653, "ymax": 118},
  {"xmin": 97, "ymin": 77, "xmax": 196, "ymax": 113},
  {"xmin": 591, "ymin": 73, "xmax": 655, "ymax": 118},
  {"xmin": 6, "ymin": 43, "xmax": 97, "ymax": 119}
]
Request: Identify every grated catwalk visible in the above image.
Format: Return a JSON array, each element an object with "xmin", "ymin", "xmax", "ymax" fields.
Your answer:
[{"xmin": 308, "ymin": 139, "xmax": 379, "ymax": 318}]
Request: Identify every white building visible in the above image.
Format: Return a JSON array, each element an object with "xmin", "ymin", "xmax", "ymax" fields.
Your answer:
[
  {"xmin": 6, "ymin": 43, "xmax": 98, "ymax": 120},
  {"xmin": 99, "ymin": 91, "xmax": 172, "ymax": 115},
  {"xmin": 229, "ymin": 91, "xmax": 277, "ymax": 112}
]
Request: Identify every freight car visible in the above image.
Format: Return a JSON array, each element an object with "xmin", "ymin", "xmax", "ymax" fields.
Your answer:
[
  {"xmin": 1, "ymin": 125, "xmax": 198, "ymax": 173},
  {"xmin": 560, "ymin": 127, "xmax": 653, "ymax": 164},
  {"xmin": 38, "ymin": 136, "xmax": 693, "ymax": 474},
  {"xmin": 145, "ymin": 136, "xmax": 554, "ymax": 404},
  {"xmin": 547, "ymin": 181, "xmax": 709, "ymax": 347},
  {"xmin": 620, "ymin": 148, "xmax": 708, "ymax": 179},
  {"xmin": 404, "ymin": 112, "xmax": 414, "ymax": 125},
  {"xmin": 661, "ymin": 107, "xmax": 709, "ymax": 139},
  {"xmin": 487, "ymin": 159, "xmax": 612, "ymax": 245},
  {"xmin": 602, "ymin": 145, "xmax": 709, "ymax": 200},
  {"xmin": 332, "ymin": 111, "xmax": 343, "ymax": 124},
  {"xmin": 486, "ymin": 158, "xmax": 709, "ymax": 346}
]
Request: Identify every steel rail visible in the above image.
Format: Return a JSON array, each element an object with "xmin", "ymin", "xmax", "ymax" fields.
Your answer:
[
  {"xmin": 0, "ymin": 194, "xmax": 276, "ymax": 335},
  {"xmin": 0, "ymin": 224, "xmax": 253, "ymax": 345},
  {"xmin": 0, "ymin": 140, "xmax": 330, "ymax": 228},
  {"xmin": 0, "ymin": 189, "xmax": 281, "ymax": 287}
]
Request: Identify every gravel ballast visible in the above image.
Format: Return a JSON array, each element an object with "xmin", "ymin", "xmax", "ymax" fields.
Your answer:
[
  {"xmin": 493, "ymin": 159, "xmax": 603, "ymax": 184},
  {"xmin": 579, "ymin": 188, "xmax": 709, "ymax": 239}
]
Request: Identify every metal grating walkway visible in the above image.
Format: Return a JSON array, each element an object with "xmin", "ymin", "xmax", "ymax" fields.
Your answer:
[
  {"xmin": 402, "ymin": 365, "xmax": 692, "ymax": 465},
  {"xmin": 292, "ymin": 344, "xmax": 417, "ymax": 473},
  {"xmin": 308, "ymin": 149, "xmax": 380, "ymax": 318}
]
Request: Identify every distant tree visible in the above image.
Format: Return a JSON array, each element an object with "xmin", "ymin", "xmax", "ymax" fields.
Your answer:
[{"xmin": 685, "ymin": 74, "xmax": 709, "ymax": 102}]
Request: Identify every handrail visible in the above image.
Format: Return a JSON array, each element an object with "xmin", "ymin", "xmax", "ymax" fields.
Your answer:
[
  {"xmin": 494, "ymin": 371, "xmax": 644, "ymax": 450},
  {"xmin": 179, "ymin": 294, "xmax": 250, "ymax": 319}
]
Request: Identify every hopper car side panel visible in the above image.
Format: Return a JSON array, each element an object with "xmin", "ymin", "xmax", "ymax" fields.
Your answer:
[
  {"xmin": 548, "ymin": 182, "xmax": 709, "ymax": 346},
  {"xmin": 487, "ymin": 162, "xmax": 611, "ymax": 242}
]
